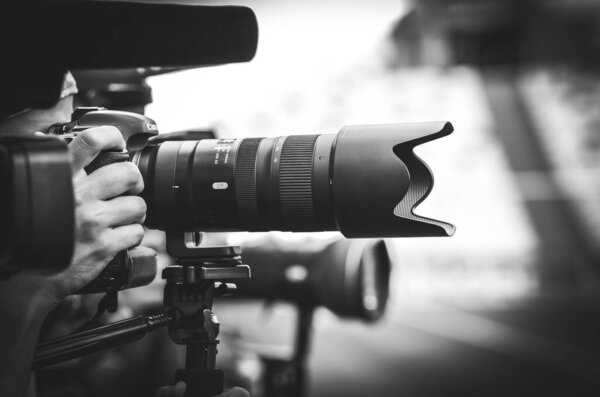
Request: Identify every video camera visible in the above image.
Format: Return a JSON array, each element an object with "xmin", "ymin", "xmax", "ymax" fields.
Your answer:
[
  {"xmin": 53, "ymin": 108, "xmax": 455, "ymax": 238},
  {"xmin": 43, "ymin": 106, "xmax": 454, "ymax": 290},
  {"xmin": 29, "ymin": 107, "xmax": 454, "ymax": 395}
]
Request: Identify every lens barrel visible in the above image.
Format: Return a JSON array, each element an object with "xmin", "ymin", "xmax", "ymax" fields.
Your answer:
[
  {"xmin": 136, "ymin": 135, "xmax": 333, "ymax": 232},
  {"xmin": 134, "ymin": 122, "xmax": 455, "ymax": 238}
]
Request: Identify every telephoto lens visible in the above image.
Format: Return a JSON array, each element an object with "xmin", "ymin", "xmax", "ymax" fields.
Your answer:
[
  {"xmin": 134, "ymin": 122, "xmax": 455, "ymax": 238},
  {"xmin": 235, "ymin": 237, "xmax": 392, "ymax": 322}
]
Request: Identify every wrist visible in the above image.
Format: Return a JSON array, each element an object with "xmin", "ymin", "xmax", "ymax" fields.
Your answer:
[{"xmin": 0, "ymin": 272, "xmax": 63, "ymax": 322}]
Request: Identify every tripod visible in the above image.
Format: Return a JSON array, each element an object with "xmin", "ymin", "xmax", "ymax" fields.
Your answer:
[
  {"xmin": 35, "ymin": 231, "xmax": 250, "ymax": 397},
  {"xmin": 163, "ymin": 232, "xmax": 250, "ymax": 396}
]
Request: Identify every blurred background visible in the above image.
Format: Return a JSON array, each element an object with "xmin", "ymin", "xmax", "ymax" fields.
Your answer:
[{"xmin": 66, "ymin": 0, "xmax": 600, "ymax": 396}]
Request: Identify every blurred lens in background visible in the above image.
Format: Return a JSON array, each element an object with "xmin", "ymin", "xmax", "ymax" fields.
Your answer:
[{"xmin": 235, "ymin": 237, "xmax": 391, "ymax": 322}]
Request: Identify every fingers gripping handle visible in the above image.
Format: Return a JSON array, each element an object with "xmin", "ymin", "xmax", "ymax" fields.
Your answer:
[
  {"xmin": 84, "ymin": 150, "xmax": 131, "ymax": 174},
  {"xmin": 79, "ymin": 151, "xmax": 156, "ymax": 294}
]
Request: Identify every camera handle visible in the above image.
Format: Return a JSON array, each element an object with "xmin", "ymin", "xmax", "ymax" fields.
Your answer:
[{"xmin": 164, "ymin": 232, "xmax": 250, "ymax": 397}]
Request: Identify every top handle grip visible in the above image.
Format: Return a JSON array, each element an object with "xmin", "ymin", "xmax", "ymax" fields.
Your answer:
[{"xmin": 84, "ymin": 151, "xmax": 130, "ymax": 174}]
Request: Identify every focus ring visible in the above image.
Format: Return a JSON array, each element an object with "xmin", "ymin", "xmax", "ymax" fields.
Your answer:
[
  {"xmin": 235, "ymin": 138, "xmax": 262, "ymax": 229},
  {"xmin": 279, "ymin": 135, "xmax": 319, "ymax": 230}
]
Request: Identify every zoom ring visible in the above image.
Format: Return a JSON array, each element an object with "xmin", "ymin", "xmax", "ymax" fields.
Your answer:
[
  {"xmin": 235, "ymin": 138, "xmax": 262, "ymax": 229},
  {"xmin": 279, "ymin": 135, "xmax": 319, "ymax": 230}
]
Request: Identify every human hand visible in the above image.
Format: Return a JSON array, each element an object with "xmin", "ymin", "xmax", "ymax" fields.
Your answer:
[
  {"xmin": 0, "ymin": 126, "xmax": 146, "ymax": 316},
  {"xmin": 154, "ymin": 382, "xmax": 250, "ymax": 397},
  {"xmin": 50, "ymin": 126, "xmax": 146, "ymax": 300}
]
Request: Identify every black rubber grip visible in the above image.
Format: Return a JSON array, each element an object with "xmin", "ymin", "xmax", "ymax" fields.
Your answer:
[
  {"xmin": 84, "ymin": 151, "xmax": 130, "ymax": 174},
  {"xmin": 279, "ymin": 135, "xmax": 319, "ymax": 230},
  {"xmin": 78, "ymin": 247, "xmax": 157, "ymax": 294},
  {"xmin": 234, "ymin": 138, "xmax": 262, "ymax": 228},
  {"xmin": 79, "ymin": 251, "xmax": 128, "ymax": 294}
]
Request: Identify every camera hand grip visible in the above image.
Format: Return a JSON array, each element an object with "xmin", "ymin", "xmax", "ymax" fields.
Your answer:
[{"xmin": 79, "ymin": 246, "xmax": 156, "ymax": 294}]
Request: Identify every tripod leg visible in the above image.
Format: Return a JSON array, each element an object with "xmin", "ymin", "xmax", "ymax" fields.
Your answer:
[
  {"xmin": 175, "ymin": 368, "xmax": 224, "ymax": 397},
  {"xmin": 176, "ymin": 331, "xmax": 224, "ymax": 396},
  {"xmin": 175, "ymin": 311, "xmax": 223, "ymax": 397}
]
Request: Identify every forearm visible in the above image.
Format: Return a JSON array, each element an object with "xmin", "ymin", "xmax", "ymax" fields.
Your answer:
[{"xmin": 0, "ymin": 274, "xmax": 59, "ymax": 397}]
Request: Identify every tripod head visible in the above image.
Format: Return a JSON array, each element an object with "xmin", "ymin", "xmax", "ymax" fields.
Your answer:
[{"xmin": 163, "ymin": 232, "xmax": 250, "ymax": 396}]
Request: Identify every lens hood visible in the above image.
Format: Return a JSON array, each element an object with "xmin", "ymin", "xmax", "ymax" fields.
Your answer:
[{"xmin": 332, "ymin": 122, "xmax": 455, "ymax": 237}]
